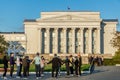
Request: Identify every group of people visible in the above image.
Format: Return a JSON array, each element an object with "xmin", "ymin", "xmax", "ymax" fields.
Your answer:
[
  {"xmin": 88, "ymin": 55, "xmax": 104, "ymax": 74},
  {"xmin": 2, "ymin": 52, "xmax": 45, "ymax": 79},
  {"xmin": 1, "ymin": 52, "xmax": 103, "ymax": 79},
  {"xmin": 47, "ymin": 53, "xmax": 82, "ymax": 78},
  {"xmin": 88, "ymin": 55, "xmax": 104, "ymax": 66}
]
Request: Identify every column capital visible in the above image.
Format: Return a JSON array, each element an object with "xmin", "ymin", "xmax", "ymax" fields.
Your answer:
[
  {"xmin": 71, "ymin": 28, "xmax": 75, "ymax": 30},
  {"xmin": 80, "ymin": 28, "xmax": 84, "ymax": 30},
  {"xmin": 63, "ymin": 28, "xmax": 67, "ymax": 31},
  {"xmin": 54, "ymin": 28, "xmax": 58, "ymax": 30},
  {"xmin": 46, "ymin": 28, "xmax": 50, "ymax": 30},
  {"xmin": 88, "ymin": 28, "xmax": 93, "ymax": 30},
  {"xmin": 96, "ymin": 27, "xmax": 101, "ymax": 30}
]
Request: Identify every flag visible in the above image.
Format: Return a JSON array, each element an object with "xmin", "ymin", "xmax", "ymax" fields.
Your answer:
[{"xmin": 67, "ymin": 6, "xmax": 70, "ymax": 10}]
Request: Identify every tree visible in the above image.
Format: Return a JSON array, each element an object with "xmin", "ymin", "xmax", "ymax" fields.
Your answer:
[
  {"xmin": 110, "ymin": 31, "xmax": 120, "ymax": 50},
  {"xmin": 0, "ymin": 35, "xmax": 9, "ymax": 53},
  {"xmin": 110, "ymin": 31, "xmax": 120, "ymax": 60}
]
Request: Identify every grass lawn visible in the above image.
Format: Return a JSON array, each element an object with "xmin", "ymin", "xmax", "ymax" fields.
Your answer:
[{"xmin": 0, "ymin": 64, "xmax": 90, "ymax": 72}]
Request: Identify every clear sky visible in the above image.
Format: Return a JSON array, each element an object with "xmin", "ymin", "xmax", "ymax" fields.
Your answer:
[{"xmin": 0, "ymin": 0, "xmax": 120, "ymax": 32}]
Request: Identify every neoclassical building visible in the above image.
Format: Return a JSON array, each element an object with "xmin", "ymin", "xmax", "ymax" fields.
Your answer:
[{"xmin": 0, "ymin": 11, "xmax": 118, "ymax": 55}]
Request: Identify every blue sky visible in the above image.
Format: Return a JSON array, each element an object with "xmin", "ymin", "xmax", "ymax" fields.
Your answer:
[{"xmin": 0, "ymin": 0, "xmax": 120, "ymax": 32}]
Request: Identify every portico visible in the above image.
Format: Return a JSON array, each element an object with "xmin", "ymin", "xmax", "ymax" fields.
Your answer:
[{"xmin": 37, "ymin": 27, "xmax": 101, "ymax": 54}]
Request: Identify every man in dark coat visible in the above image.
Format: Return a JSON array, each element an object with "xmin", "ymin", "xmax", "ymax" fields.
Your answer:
[
  {"xmin": 78, "ymin": 54, "xmax": 82, "ymax": 76},
  {"xmin": 74, "ymin": 56, "xmax": 79, "ymax": 75},
  {"xmin": 10, "ymin": 53, "xmax": 15, "ymax": 78},
  {"xmin": 47, "ymin": 54, "xmax": 62, "ymax": 78},
  {"xmin": 88, "ymin": 55, "xmax": 93, "ymax": 65},
  {"xmin": 64, "ymin": 56, "xmax": 70, "ymax": 75},
  {"xmin": 22, "ymin": 56, "xmax": 28, "ymax": 79},
  {"xmin": 26, "ymin": 56, "xmax": 31, "ymax": 76},
  {"xmin": 3, "ymin": 55, "xmax": 8, "ymax": 79},
  {"xmin": 19, "ymin": 56, "xmax": 22, "ymax": 77}
]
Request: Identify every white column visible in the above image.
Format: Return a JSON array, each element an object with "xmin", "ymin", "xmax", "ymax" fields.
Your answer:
[
  {"xmin": 63, "ymin": 28, "xmax": 67, "ymax": 53},
  {"xmin": 72, "ymin": 28, "xmax": 75, "ymax": 53},
  {"xmin": 80, "ymin": 28, "xmax": 84, "ymax": 54},
  {"xmin": 55, "ymin": 28, "xmax": 58, "ymax": 53},
  {"xmin": 88, "ymin": 28, "xmax": 92, "ymax": 54},
  {"xmin": 46, "ymin": 28, "xmax": 50, "ymax": 53},
  {"xmin": 96, "ymin": 28, "xmax": 101, "ymax": 54},
  {"xmin": 38, "ymin": 28, "xmax": 42, "ymax": 53}
]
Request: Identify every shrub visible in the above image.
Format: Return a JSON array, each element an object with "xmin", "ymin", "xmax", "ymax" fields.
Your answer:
[
  {"xmin": 113, "ymin": 50, "xmax": 120, "ymax": 60},
  {"xmin": 104, "ymin": 59, "xmax": 115, "ymax": 66},
  {"xmin": 0, "ymin": 59, "xmax": 3, "ymax": 64},
  {"xmin": 104, "ymin": 50, "xmax": 120, "ymax": 66}
]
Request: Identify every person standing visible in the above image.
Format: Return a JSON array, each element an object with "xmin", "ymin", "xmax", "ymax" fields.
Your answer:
[
  {"xmin": 31, "ymin": 53, "xmax": 41, "ymax": 79},
  {"xmin": 64, "ymin": 56, "xmax": 70, "ymax": 76},
  {"xmin": 16, "ymin": 53, "xmax": 20, "ymax": 78},
  {"xmin": 22, "ymin": 56, "xmax": 28, "ymax": 79},
  {"xmin": 19, "ymin": 56, "xmax": 22, "ymax": 77},
  {"xmin": 26, "ymin": 56, "xmax": 31, "ymax": 76},
  {"xmin": 47, "ymin": 54, "xmax": 62, "ymax": 78},
  {"xmin": 69, "ymin": 55, "xmax": 74, "ymax": 76},
  {"xmin": 40, "ymin": 56, "xmax": 45, "ymax": 77},
  {"xmin": 101, "ymin": 56, "xmax": 104, "ymax": 66},
  {"xmin": 58, "ymin": 56, "xmax": 62, "ymax": 76},
  {"xmin": 74, "ymin": 56, "xmax": 79, "ymax": 76},
  {"xmin": 3, "ymin": 55, "xmax": 8, "ymax": 79},
  {"xmin": 98, "ymin": 56, "xmax": 102, "ymax": 66},
  {"xmin": 78, "ymin": 54, "xmax": 82, "ymax": 76},
  {"xmin": 89, "ymin": 56, "xmax": 95, "ymax": 74},
  {"xmin": 10, "ymin": 53, "xmax": 15, "ymax": 78},
  {"xmin": 88, "ymin": 55, "xmax": 93, "ymax": 65}
]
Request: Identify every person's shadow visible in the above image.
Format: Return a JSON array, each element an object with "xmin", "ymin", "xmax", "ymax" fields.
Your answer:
[{"xmin": 82, "ymin": 69, "xmax": 109, "ymax": 76}]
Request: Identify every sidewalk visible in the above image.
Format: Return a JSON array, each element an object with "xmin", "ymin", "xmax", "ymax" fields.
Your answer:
[{"xmin": 0, "ymin": 66, "xmax": 120, "ymax": 80}]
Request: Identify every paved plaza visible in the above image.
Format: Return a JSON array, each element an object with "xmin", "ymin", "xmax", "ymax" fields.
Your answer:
[{"xmin": 0, "ymin": 66, "xmax": 120, "ymax": 80}]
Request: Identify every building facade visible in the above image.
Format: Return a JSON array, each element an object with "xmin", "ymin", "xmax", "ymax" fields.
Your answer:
[
  {"xmin": 0, "ymin": 11, "xmax": 118, "ymax": 55},
  {"xmin": 0, "ymin": 32, "xmax": 26, "ymax": 54},
  {"xmin": 24, "ymin": 11, "xmax": 118, "ymax": 55}
]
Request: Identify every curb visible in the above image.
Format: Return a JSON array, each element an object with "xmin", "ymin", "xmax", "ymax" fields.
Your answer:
[
  {"xmin": 116, "ymin": 64, "xmax": 120, "ymax": 66},
  {"xmin": 0, "ymin": 71, "xmax": 90, "ymax": 74},
  {"xmin": 30, "ymin": 71, "xmax": 90, "ymax": 74}
]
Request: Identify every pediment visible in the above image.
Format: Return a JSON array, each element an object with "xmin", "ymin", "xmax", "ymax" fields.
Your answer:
[{"xmin": 37, "ymin": 14, "xmax": 99, "ymax": 21}]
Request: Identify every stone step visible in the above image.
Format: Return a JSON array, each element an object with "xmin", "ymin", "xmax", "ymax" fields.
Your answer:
[{"xmin": 116, "ymin": 64, "xmax": 120, "ymax": 66}]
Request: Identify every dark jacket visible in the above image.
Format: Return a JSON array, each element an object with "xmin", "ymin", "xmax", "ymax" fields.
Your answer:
[
  {"xmin": 3, "ymin": 57, "xmax": 8, "ymax": 68},
  {"xmin": 74, "ymin": 58, "xmax": 79, "ymax": 66},
  {"xmin": 78, "ymin": 57, "xmax": 82, "ymax": 66},
  {"xmin": 10, "ymin": 57, "xmax": 15, "ymax": 65},
  {"xmin": 64, "ymin": 58, "xmax": 70, "ymax": 67},
  {"xmin": 22, "ymin": 57, "xmax": 27, "ymax": 67},
  {"xmin": 48, "ymin": 57, "xmax": 62, "ymax": 68}
]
